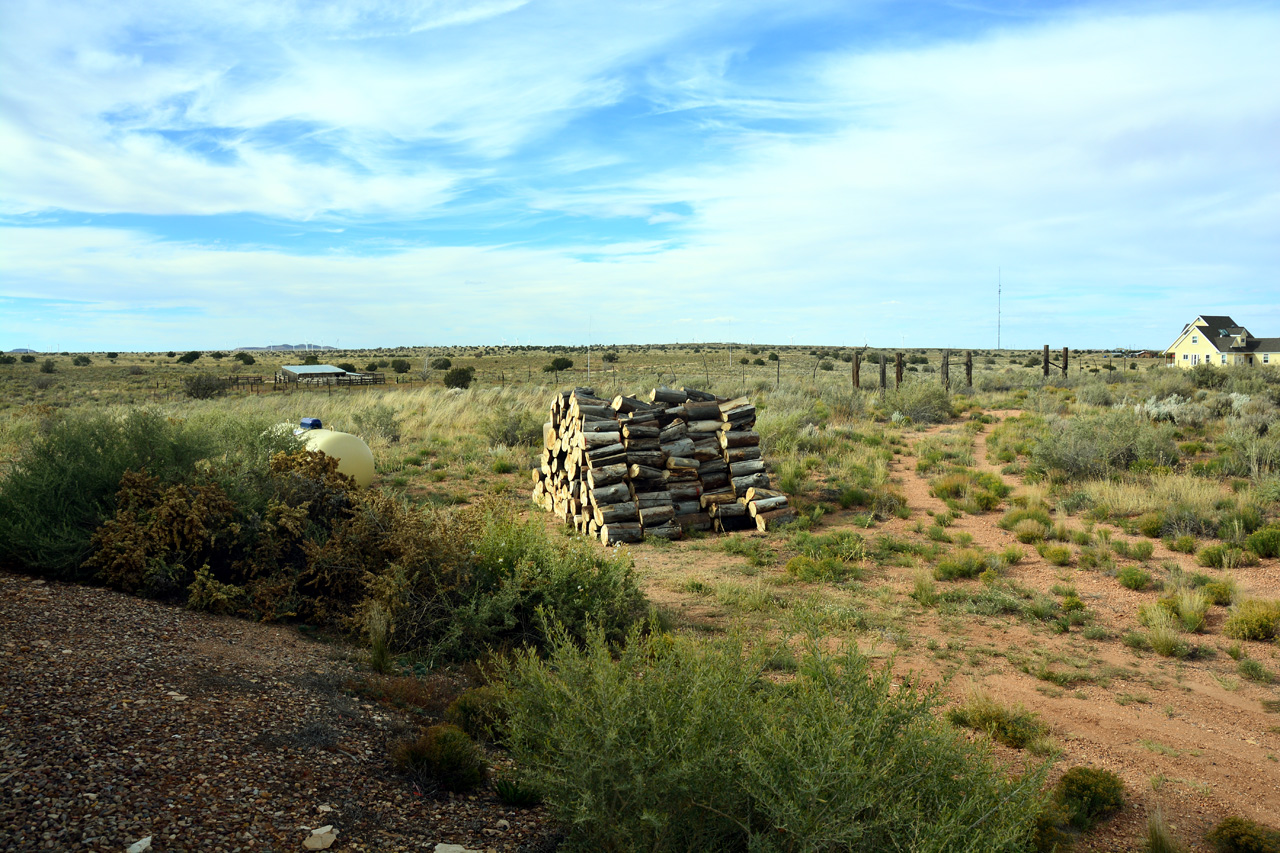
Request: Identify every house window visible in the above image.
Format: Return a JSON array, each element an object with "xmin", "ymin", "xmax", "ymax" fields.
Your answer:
[
  {"xmin": 1221, "ymin": 354, "xmax": 1228, "ymax": 364},
  {"xmin": 1266, "ymin": 354, "xmax": 1272, "ymax": 364},
  {"xmin": 1182, "ymin": 354, "xmax": 1188, "ymax": 360},
  {"xmin": 1191, "ymin": 354, "xmax": 1199, "ymax": 365},
  {"xmin": 1192, "ymin": 335, "xmax": 1199, "ymax": 344}
]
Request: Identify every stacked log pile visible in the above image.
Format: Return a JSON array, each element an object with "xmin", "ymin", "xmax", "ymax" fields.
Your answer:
[{"xmin": 531, "ymin": 387, "xmax": 796, "ymax": 545}]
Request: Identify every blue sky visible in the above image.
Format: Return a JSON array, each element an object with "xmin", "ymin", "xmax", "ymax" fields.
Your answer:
[{"xmin": 1, "ymin": 0, "xmax": 1277, "ymax": 351}]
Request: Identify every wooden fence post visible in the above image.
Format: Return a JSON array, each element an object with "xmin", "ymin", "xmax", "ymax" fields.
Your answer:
[
  {"xmin": 895, "ymin": 352, "xmax": 904, "ymax": 388},
  {"xmin": 965, "ymin": 351, "xmax": 973, "ymax": 388},
  {"xmin": 941, "ymin": 350, "xmax": 950, "ymax": 392},
  {"xmin": 1062, "ymin": 347, "xmax": 1069, "ymax": 378},
  {"xmin": 852, "ymin": 351, "xmax": 861, "ymax": 391},
  {"xmin": 1042, "ymin": 344, "xmax": 1050, "ymax": 379},
  {"xmin": 879, "ymin": 354, "xmax": 887, "ymax": 399}
]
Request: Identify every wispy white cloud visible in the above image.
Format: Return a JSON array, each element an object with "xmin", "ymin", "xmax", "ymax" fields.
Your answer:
[{"xmin": 1, "ymin": 2, "xmax": 1277, "ymax": 349}]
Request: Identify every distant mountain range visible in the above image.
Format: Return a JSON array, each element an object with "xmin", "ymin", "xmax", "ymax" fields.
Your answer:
[
  {"xmin": 7, "ymin": 348, "xmax": 37, "ymax": 353},
  {"xmin": 235, "ymin": 344, "xmax": 337, "ymax": 352}
]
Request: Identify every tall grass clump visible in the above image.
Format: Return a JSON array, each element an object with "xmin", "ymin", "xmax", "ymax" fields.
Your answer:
[
  {"xmin": 884, "ymin": 380, "xmax": 953, "ymax": 424},
  {"xmin": 500, "ymin": 623, "xmax": 1048, "ymax": 853},
  {"xmin": 947, "ymin": 687, "xmax": 1052, "ymax": 752},
  {"xmin": 1223, "ymin": 599, "xmax": 1280, "ymax": 641}
]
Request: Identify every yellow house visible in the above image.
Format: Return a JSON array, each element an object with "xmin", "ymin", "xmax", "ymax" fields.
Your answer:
[{"xmin": 1164, "ymin": 315, "xmax": 1280, "ymax": 368}]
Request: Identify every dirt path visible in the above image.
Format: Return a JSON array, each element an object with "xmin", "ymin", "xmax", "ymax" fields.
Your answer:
[{"xmin": 629, "ymin": 413, "xmax": 1280, "ymax": 850}]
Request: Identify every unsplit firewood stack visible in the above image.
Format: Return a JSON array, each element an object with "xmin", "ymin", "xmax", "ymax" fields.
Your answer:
[{"xmin": 531, "ymin": 386, "xmax": 796, "ymax": 545}]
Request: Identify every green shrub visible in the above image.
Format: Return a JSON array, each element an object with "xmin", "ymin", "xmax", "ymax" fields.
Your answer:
[
  {"xmin": 429, "ymin": 357, "xmax": 452, "ymax": 370},
  {"xmin": 390, "ymin": 358, "xmax": 412, "ymax": 374},
  {"xmin": 1239, "ymin": 658, "xmax": 1274, "ymax": 684},
  {"xmin": 947, "ymin": 689, "xmax": 1050, "ymax": 750},
  {"xmin": 0, "ymin": 355, "xmax": 15, "ymax": 365},
  {"xmin": 1014, "ymin": 519, "xmax": 1048, "ymax": 543},
  {"xmin": 1199, "ymin": 544, "xmax": 1260, "ymax": 569},
  {"xmin": 480, "ymin": 409, "xmax": 543, "ymax": 448},
  {"xmin": 884, "ymin": 381, "xmax": 953, "ymax": 424},
  {"xmin": 1118, "ymin": 566, "xmax": 1152, "ymax": 591},
  {"xmin": 1206, "ymin": 816, "xmax": 1280, "ymax": 853},
  {"xmin": 20, "ymin": 354, "xmax": 36, "ymax": 363},
  {"xmin": 1136, "ymin": 512, "xmax": 1165, "ymax": 538},
  {"xmin": 0, "ymin": 410, "xmax": 247, "ymax": 578},
  {"xmin": 183, "ymin": 374, "xmax": 226, "ymax": 399},
  {"xmin": 500, "ymin": 624, "xmax": 1047, "ymax": 853},
  {"xmin": 1166, "ymin": 534, "xmax": 1197, "ymax": 553},
  {"xmin": 935, "ymin": 549, "xmax": 989, "ymax": 580},
  {"xmin": 351, "ymin": 404, "xmax": 401, "ymax": 442},
  {"xmin": 494, "ymin": 774, "xmax": 543, "ymax": 806},
  {"xmin": 390, "ymin": 723, "xmax": 487, "ymax": 793},
  {"xmin": 1038, "ymin": 543, "xmax": 1072, "ymax": 566},
  {"xmin": 336, "ymin": 362, "xmax": 358, "ymax": 373},
  {"xmin": 1000, "ymin": 506, "xmax": 1053, "ymax": 530},
  {"xmin": 442, "ymin": 366, "xmax": 475, "ymax": 389},
  {"xmin": 1246, "ymin": 527, "xmax": 1280, "ymax": 559},
  {"xmin": 1055, "ymin": 766, "xmax": 1124, "ymax": 830},
  {"xmin": 176, "ymin": 350, "xmax": 201, "ymax": 364},
  {"xmin": 785, "ymin": 555, "xmax": 855, "ymax": 583},
  {"xmin": 39, "ymin": 358, "xmax": 56, "ymax": 373},
  {"xmin": 1034, "ymin": 409, "xmax": 1177, "ymax": 480},
  {"xmin": 446, "ymin": 686, "xmax": 509, "ymax": 743},
  {"xmin": 1204, "ymin": 578, "xmax": 1238, "ymax": 606},
  {"xmin": 1131, "ymin": 540, "xmax": 1155, "ymax": 561},
  {"xmin": 1224, "ymin": 599, "xmax": 1280, "ymax": 641}
]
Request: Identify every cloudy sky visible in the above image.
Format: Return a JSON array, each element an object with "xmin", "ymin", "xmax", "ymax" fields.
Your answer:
[{"xmin": 1, "ymin": 0, "xmax": 1276, "ymax": 351}]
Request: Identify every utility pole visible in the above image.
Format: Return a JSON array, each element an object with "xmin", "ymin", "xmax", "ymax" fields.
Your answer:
[{"xmin": 997, "ymin": 268, "xmax": 1002, "ymax": 350}]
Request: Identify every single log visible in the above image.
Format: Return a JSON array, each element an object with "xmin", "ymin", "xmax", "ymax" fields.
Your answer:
[
  {"xmin": 718, "ymin": 396, "xmax": 750, "ymax": 413},
  {"xmin": 644, "ymin": 523, "xmax": 682, "ymax": 541},
  {"xmin": 587, "ymin": 464, "xmax": 628, "ymax": 489},
  {"xmin": 594, "ymin": 501, "xmax": 638, "ymax": 525},
  {"xmin": 669, "ymin": 482, "xmax": 703, "ymax": 501},
  {"xmin": 722, "ymin": 411, "xmax": 756, "ymax": 428},
  {"xmin": 748, "ymin": 495, "xmax": 790, "ymax": 516},
  {"xmin": 677, "ymin": 513, "xmax": 712, "ymax": 531},
  {"xmin": 700, "ymin": 490, "xmax": 738, "ymax": 508},
  {"xmin": 626, "ymin": 411, "xmax": 660, "ymax": 424},
  {"xmin": 682, "ymin": 387, "xmax": 718, "ymax": 402},
  {"xmin": 674, "ymin": 500, "xmax": 702, "ymax": 516},
  {"xmin": 665, "ymin": 455, "xmax": 699, "ymax": 471},
  {"xmin": 580, "ymin": 430, "xmax": 623, "ymax": 448},
  {"xmin": 659, "ymin": 421, "xmax": 688, "ymax": 442},
  {"xmin": 664, "ymin": 405, "xmax": 689, "ymax": 421},
  {"xmin": 590, "ymin": 482, "xmax": 632, "ymax": 505},
  {"xmin": 712, "ymin": 501, "xmax": 748, "ymax": 518},
  {"xmin": 531, "ymin": 468, "xmax": 544, "ymax": 484},
  {"xmin": 651, "ymin": 387, "xmax": 688, "ymax": 404},
  {"xmin": 543, "ymin": 422, "xmax": 556, "ymax": 450},
  {"xmin": 686, "ymin": 401, "xmax": 722, "ymax": 420},
  {"xmin": 744, "ymin": 487, "xmax": 784, "ymax": 502},
  {"xmin": 724, "ymin": 446, "xmax": 763, "ymax": 463},
  {"xmin": 666, "ymin": 470, "xmax": 701, "ymax": 482},
  {"xmin": 719, "ymin": 431, "xmax": 760, "ymax": 448},
  {"xmin": 688, "ymin": 419, "xmax": 724, "ymax": 433},
  {"xmin": 574, "ymin": 404, "xmax": 617, "ymax": 420},
  {"xmin": 729, "ymin": 459, "xmax": 766, "ymax": 477},
  {"xmin": 691, "ymin": 440, "xmax": 722, "ymax": 462},
  {"xmin": 628, "ymin": 464, "xmax": 669, "ymax": 482},
  {"xmin": 587, "ymin": 451, "xmax": 627, "ymax": 469},
  {"xmin": 622, "ymin": 423, "xmax": 660, "ymax": 439},
  {"xmin": 623, "ymin": 437, "xmax": 661, "ymax": 451},
  {"xmin": 585, "ymin": 441, "xmax": 625, "ymax": 460},
  {"xmin": 732, "ymin": 473, "xmax": 771, "ymax": 494},
  {"xmin": 755, "ymin": 507, "xmax": 798, "ymax": 531},
  {"xmin": 639, "ymin": 505, "xmax": 676, "ymax": 526},
  {"xmin": 600, "ymin": 522, "xmax": 643, "ymax": 545},
  {"xmin": 717, "ymin": 515, "xmax": 757, "ymax": 533},
  {"xmin": 720, "ymin": 403, "xmax": 755, "ymax": 421},
  {"xmin": 627, "ymin": 450, "xmax": 668, "ymax": 467},
  {"xmin": 580, "ymin": 418, "xmax": 621, "ymax": 432},
  {"xmin": 635, "ymin": 491, "xmax": 674, "ymax": 509},
  {"xmin": 612, "ymin": 394, "xmax": 652, "ymax": 414},
  {"xmin": 661, "ymin": 437, "xmax": 696, "ymax": 458}
]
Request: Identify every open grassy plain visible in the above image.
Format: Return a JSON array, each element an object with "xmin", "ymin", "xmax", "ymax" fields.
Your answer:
[{"xmin": 2, "ymin": 344, "xmax": 1278, "ymax": 852}]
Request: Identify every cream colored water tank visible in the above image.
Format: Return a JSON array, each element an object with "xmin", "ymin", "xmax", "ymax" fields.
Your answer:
[{"xmin": 301, "ymin": 429, "xmax": 376, "ymax": 487}]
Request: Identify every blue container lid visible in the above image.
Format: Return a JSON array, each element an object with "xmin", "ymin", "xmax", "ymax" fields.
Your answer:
[{"xmin": 299, "ymin": 417, "xmax": 323, "ymax": 430}]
